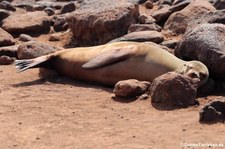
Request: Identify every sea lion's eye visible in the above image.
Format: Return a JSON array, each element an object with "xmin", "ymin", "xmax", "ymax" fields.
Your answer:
[{"xmin": 189, "ymin": 72, "xmax": 198, "ymax": 78}]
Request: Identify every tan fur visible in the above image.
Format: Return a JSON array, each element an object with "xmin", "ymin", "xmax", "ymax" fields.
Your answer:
[{"xmin": 16, "ymin": 42, "xmax": 209, "ymax": 86}]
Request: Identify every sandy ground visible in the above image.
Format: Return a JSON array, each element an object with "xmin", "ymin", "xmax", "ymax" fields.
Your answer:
[{"xmin": 0, "ymin": 64, "xmax": 224, "ymax": 149}]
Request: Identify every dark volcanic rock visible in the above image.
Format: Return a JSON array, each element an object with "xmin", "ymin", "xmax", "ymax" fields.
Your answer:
[
  {"xmin": 150, "ymin": 72, "xmax": 199, "ymax": 108},
  {"xmin": 110, "ymin": 31, "xmax": 164, "ymax": 43},
  {"xmin": 0, "ymin": 27, "xmax": 14, "ymax": 47},
  {"xmin": 175, "ymin": 23, "xmax": 225, "ymax": 81},
  {"xmin": 17, "ymin": 41, "xmax": 63, "ymax": 59},
  {"xmin": 113, "ymin": 79, "xmax": 151, "ymax": 97},
  {"xmin": 164, "ymin": 0, "xmax": 215, "ymax": 35},
  {"xmin": 199, "ymin": 99, "xmax": 225, "ymax": 123},
  {"xmin": 0, "ymin": 1, "xmax": 16, "ymax": 11},
  {"xmin": 60, "ymin": 2, "xmax": 76, "ymax": 14},
  {"xmin": 2, "ymin": 11, "xmax": 51, "ymax": 35},
  {"xmin": 53, "ymin": 15, "xmax": 68, "ymax": 32},
  {"xmin": 213, "ymin": 0, "xmax": 225, "ymax": 10},
  {"xmin": 0, "ymin": 45, "xmax": 18, "ymax": 58},
  {"xmin": 66, "ymin": 2, "xmax": 139, "ymax": 46},
  {"xmin": 0, "ymin": 9, "xmax": 11, "ymax": 22}
]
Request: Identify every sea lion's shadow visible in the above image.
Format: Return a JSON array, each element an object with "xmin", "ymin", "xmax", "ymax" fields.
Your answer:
[{"xmin": 12, "ymin": 75, "xmax": 113, "ymax": 93}]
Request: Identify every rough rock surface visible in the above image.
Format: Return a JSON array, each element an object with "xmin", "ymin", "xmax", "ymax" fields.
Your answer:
[
  {"xmin": 110, "ymin": 31, "xmax": 164, "ymax": 43},
  {"xmin": 66, "ymin": 2, "xmax": 139, "ymax": 46},
  {"xmin": 164, "ymin": 0, "xmax": 215, "ymax": 34},
  {"xmin": 0, "ymin": 27, "xmax": 15, "ymax": 47},
  {"xmin": 175, "ymin": 23, "xmax": 225, "ymax": 81},
  {"xmin": 0, "ymin": 55, "xmax": 14, "ymax": 65},
  {"xmin": 17, "ymin": 41, "xmax": 63, "ymax": 59},
  {"xmin": 113, "ymin": 79, "xmax": 151, "ymax": 97},
  {"xmin": 0, "ymin": 9, "xmax": 11, "ymax": 22},
  {"xmin": 128, "ymin": 23, "xmax": 162, "ymax": 33},
  {"xmin": 186, "ymin": 10, "xmax": 225, "ymax": 31},
  {"xmin": 199, "ymin": 99, "xmax": 225, "ymax": 123},
  {"xmin": 2, "ymin": 11, "xmax": 51, "ymax": 35},
  {"xmin": 150, "ymin": 72, "xmax": 199, "ymax": 107},
  {"xmin": 0, "ymin": 45, "xmax": 18, "ymax": 58}
]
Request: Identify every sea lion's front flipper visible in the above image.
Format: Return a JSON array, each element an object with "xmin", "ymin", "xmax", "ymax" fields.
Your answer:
[{"xmin": 82, "ymin": 45, "xmax": 137, "ymax": 69}]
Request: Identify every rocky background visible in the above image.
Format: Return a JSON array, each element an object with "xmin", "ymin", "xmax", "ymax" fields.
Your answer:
[{"xmin": 0, "ymin": 0, "xmax": 225, "ymax": 148}]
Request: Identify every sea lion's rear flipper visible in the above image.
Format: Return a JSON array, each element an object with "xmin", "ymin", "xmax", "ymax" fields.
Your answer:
[
  {"xmin": 15, "ymin": 55, "xmax": 51, "ymax": 72},
  {"xmin": 82, "ymin": 45, "xmax": 137, "ymax": 69}
]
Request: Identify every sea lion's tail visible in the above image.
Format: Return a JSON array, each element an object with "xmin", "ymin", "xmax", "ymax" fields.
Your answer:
[{"xmin": 15, "ymin": 55, "xmax": 51, "ymax": 72}]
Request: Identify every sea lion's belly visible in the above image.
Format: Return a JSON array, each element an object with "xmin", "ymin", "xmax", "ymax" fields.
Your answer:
[{"xmin": 53, "ymin": 54, "xmax": 175, "ymax": 86}]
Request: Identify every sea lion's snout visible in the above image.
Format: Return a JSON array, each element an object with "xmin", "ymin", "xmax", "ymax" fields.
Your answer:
[{"xmin": 181, "ymin": 61, "xmax": 209, "ymax": 87}]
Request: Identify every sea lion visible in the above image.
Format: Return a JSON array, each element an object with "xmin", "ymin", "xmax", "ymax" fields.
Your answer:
[{"xmin": 15, "ymin": 42, "xmax": 209, "ymax": 86}]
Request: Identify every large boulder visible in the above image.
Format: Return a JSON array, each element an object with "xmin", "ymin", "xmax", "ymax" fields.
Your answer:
[
  {"xmin": 175, "ymin": 23, "xmax": 225, "ymax": 81},
  {"xmin": 164, "ymin": 0, "xmax": 216, "ymax": 35},
  {"xmin": 0, "ymin": 27, "xmax": 14, "ymax": 47},
  {"xmin": 66, "ymin": 2, "xmax": 139, "ymax": 46},
  {"xmin": 179, "ymin": 10, "xmax": 225, "ymax": 33},
  {"xmin": 2, "ymin": 11, "xmax": 51, "ymax": 35},
  {"xmin": 150, "ymin": 72, "xmax": 199, "ymax": 108}
]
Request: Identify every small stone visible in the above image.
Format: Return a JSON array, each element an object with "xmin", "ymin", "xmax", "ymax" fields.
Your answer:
[
  {"xmin": 19, "ymin": 34, "xmax": 34, "ymax": 42},
  {"xmin": 113, "ymin": 79, "xmax": 151, "ymax": 97},
  {"xmin": 44, "ymin": 7, "xmax": 55, "ymax": 16},
  {"xmin": 0, "ymin": 55, "xmax": 14, "ymax": 65},
  {"xmin": 199, "ymin": 99, "xmax": 225, "ymax": 123},
  {"xmin": 139, "ymin": 14, "xmax": 156, "ymax": 24},
  {"xmin": 60, "ymin": 2, "xmax": 76, "ymax": 14},
  {"xmin": 144, "ymin": 1, "xmax": 153, "ymax": 9},
  {"xmin": 160, "ymin": 39, "xmax": 178, "ymax": 49}
]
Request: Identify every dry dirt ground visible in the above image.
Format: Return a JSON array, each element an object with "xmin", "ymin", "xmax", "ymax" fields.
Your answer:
[{"xmin": 0, "ymin": 64, "xmax": 225, "ymax": 149}]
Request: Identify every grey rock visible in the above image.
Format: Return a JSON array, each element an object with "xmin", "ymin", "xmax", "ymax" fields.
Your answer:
[
  {"xmin": 175, "ymin": 23, "xmax": 225, "ymax": 81},
  {"xmin": 19, "ymin": 34, "xmax": 34, "ymax": 42},
  {"xmin": 110, "ymin": 31, "xmax": 164, "ymax": 43}
]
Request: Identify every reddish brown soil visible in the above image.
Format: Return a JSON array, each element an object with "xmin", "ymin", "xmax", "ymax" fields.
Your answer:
[{"xmin": 0, "ymin": 64, "xmax": 224, "ymax": 149}]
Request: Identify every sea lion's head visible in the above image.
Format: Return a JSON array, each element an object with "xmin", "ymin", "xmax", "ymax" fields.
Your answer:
[{"xmin": 180, "ymin": 61, "xmax": 209, "ymax": 87}]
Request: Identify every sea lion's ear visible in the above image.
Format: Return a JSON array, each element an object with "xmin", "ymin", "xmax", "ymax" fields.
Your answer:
[{"xmin": 82, "ymin": 45, "xmax": 137, "ymax": 69}]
